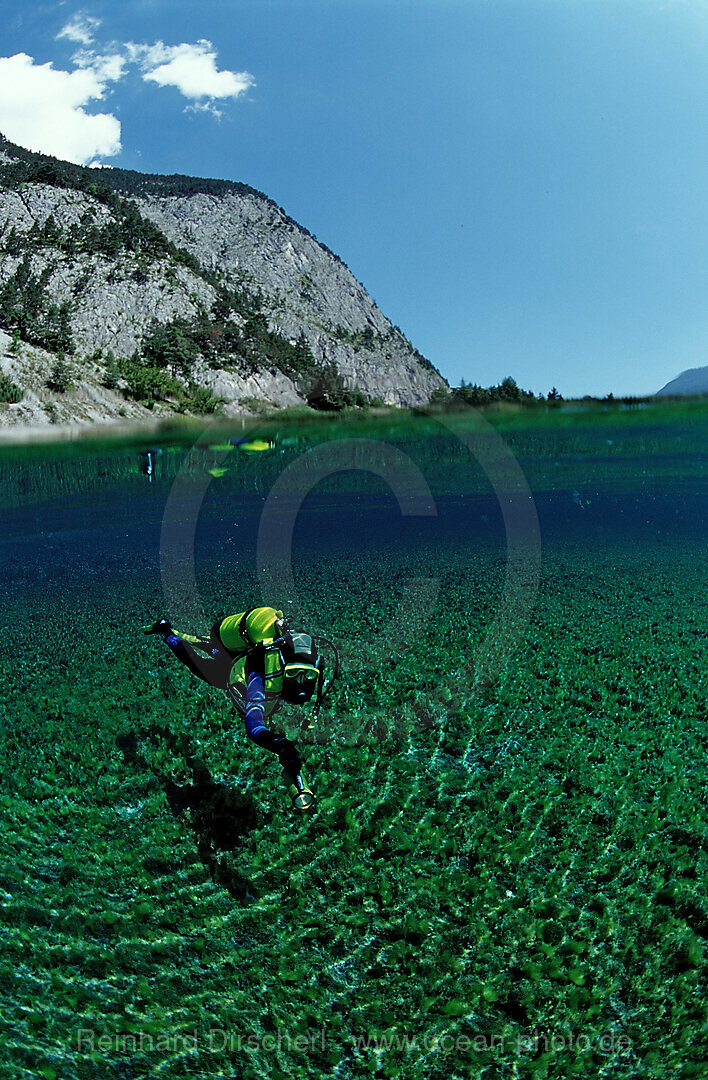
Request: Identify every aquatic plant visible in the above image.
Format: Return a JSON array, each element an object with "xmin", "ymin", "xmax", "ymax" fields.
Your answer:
[{"xmin": 0, "ymin": 404, "xmax": 706, "ymax": 1078}]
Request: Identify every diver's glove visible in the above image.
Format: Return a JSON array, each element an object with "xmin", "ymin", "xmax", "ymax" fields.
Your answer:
[
  {"xmin": 271, "ymin": 734, "xmax": 302, "ymax": 776},
  {"xmin": 141, "ymin": 618, "xmax": 172, "ymax": 636}
]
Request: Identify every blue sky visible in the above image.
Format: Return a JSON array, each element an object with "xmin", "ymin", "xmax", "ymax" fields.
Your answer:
[{"xmin": 1, "ymin": 0, "xmax": 708, "ymax": 397}]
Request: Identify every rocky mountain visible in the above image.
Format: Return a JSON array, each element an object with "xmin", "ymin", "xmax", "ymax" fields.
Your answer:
[
  {"xmin": 656, "ymin": 366, "xmax": 708, "ymax": 397},
  {"xmin": 0, "ymin": 135, "xmax": 446, "ymax": 432}
]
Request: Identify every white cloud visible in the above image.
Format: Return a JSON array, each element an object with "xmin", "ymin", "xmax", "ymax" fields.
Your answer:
[
  {"xmin": 0, "ymin": 53, "xmax": 121, "ymax": 164},
  {"xmin": 0, "ymin": 22, "xmax": 254, "ymax": 164},
  {"xmin": 57, "ymin": 14, "xmax": 102, "ymax": 47},
  {"xmin": 133, "ymin": 40, "xmax": 254, "ymax": 107},
  {"xmin": 73, "ymin": 50, "xmax": 126, "ymax": 83}
]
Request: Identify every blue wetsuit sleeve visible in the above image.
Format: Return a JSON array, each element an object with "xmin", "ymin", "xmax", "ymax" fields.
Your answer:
[
  {"xmin": 244, "ymin": 669, "xmax": 271, "ymax": 745},
  {"xmin": 242, "ymin": 657, "xmax": 302, "ymax": 774}
]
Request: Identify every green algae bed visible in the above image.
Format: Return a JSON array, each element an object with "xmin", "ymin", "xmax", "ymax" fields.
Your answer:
[{"xmin": 0, "ymin": 400, "xmax": 706, "ymax": 1079}]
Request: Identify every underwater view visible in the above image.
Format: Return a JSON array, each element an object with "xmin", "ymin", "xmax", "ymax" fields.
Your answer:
[{"xmin": 1, "ymin": 399, "xmax": 706, "ymax": 1080}]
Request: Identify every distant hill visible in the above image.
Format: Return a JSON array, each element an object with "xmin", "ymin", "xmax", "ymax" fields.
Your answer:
[
  {"xmin": 0, "ymin": 134, "xmax": 446, "ymax": 430},
  {"xmin": 656, "ymin": 366, "xmax": 708, "ymax": 397}
]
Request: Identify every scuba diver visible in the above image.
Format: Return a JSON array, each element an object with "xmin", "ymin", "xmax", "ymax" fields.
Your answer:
[
  {"xmin": 142, "ymin": 607, "xmax": 334, "ymax": 811},
  {"xmin": 141, "ymin": 448, "xmax": 161, "ymax": 480}
]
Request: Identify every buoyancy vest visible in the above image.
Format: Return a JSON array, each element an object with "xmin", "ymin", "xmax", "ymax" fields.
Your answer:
[{"xmin": 216, "ymin": 609, "xmax": 322, "ymax": 715}]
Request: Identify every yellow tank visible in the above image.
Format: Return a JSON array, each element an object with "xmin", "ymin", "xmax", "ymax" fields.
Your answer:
[{"xmin": 217, "ymin": 607, "xmax": 284, "ymax": 653}]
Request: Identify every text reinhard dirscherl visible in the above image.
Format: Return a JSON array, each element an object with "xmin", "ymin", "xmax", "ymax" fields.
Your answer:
[{"xmin": 76, "ymin": 1027, "xmax": 633, "ymax": 1058}]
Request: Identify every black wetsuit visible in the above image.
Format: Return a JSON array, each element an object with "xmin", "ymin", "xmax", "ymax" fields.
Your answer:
[{"xmin": 162, "ymin": 628, "xmax": 302, "ymax": 775}]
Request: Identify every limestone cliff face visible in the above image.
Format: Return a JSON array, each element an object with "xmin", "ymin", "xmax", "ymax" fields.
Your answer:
[
  {"xmin": 138, "ymin": 192, "xmax": 441, "ymax": 407},
  {"xmin": 0, "ymin": 137, "xmax": 446, "ymax": 431}
]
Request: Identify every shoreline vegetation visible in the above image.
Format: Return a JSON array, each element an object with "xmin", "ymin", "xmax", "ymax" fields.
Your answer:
[{"xmin": 0, "ymin": 383, "xmax": 706, "ymax": 450}]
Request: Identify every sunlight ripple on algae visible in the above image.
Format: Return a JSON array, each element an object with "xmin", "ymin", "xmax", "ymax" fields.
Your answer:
[{"xmin": 0, "ymin": 401, "xmax": 706, "ymax": 1079}]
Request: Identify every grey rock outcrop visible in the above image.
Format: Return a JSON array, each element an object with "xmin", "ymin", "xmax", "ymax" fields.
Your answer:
[
  {"xmin": 139, "ymin": 192, "xmax": 441, "ymax": 407},
  {"xmin": 0, "ymin": 136, "xmax": 446, "ymax": 431},
  {"xmin": 0, "ymin": 327, "xmax": 304, "ymax": 435}
]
